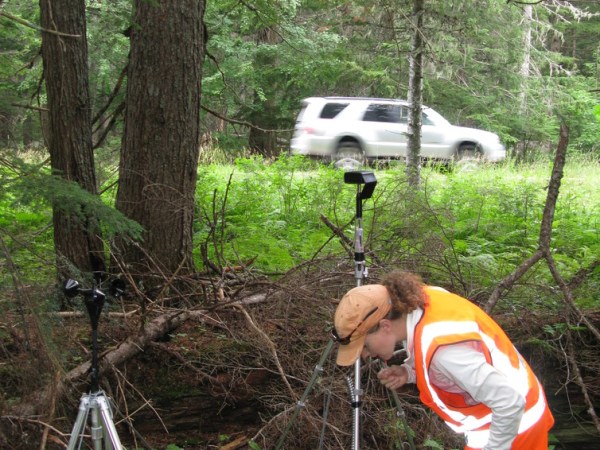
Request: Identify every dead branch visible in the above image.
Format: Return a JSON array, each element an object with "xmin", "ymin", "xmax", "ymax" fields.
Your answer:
[
  {"xmin": 0, "ymin": 416, "xmax": 67, "ymax": 441},
  {"xmin": 201, "ymin": 104, "xmax": 292, "ymax": 133},
  {"xmin": 484, "ymin": 122, "xmax": 569, "ymax": 313},
  {"xmin": 484, "ymin": 250, "xmax": 544, "ymax": 313},
  {"xmin": 11, "ymin": 309, "xmax": 191, "ymax": 417},
  {"xmin": 150, "ymin": 341, "xmax": 225, "ymax": 387},
  {"xmin": 92, "ymin": 101, "xmax": 125, "ymax": 149},
  {"xmin": 484, "ymin": 122, "xmax": 600, "ymax": 345},
  {"xmin": 568, "ymin": 260, "xmax": 600, "ymax": 291},
  {"xmin": 235, "ymin": 304, "xmax": 297, "ymax": 400},
  {"xmin": 49, "ymin": 309, "xmax": 139, "ymax": 319},
  {"xmin": 92, "ymin": 64, "xmax": 128, "ymax": 125},
  {"xmin": 109, "ymin": 365, "xmax": 165, "ymax": 447},
  {"xmin": 546, "ymin": 254, "xmax": 600, "ymax": 343},
  {"xmin": 220, "ymin": 435, "xmax": 250, "ymax": 450},
  {"xmin": 564, "ymin": 317, "xmax": 600, "ymax": 433},
  {"xmin": 480, "ymin": 122, "xmax": 599, "ymax": 435},
  {"xmin": 9, "ymin": 287, "xmax": 272, "ymax": 418},
  {"xmin": 320, "ymin": 214, "xmax": 354, "ymax": 258},
  {"xmin": 320, "ymin": 214, "xmax": 383, "ymax": 266},
  {"xmin": 11, "ymin": 103, "xmax": 49, "ymax": 112},
  {"xmin": 38, "ymin": 370, "xmax": 61, "ymax": 450},
  {"xmin": 547, "ymin": 254, "xmax": 600, "ymax": 434}
]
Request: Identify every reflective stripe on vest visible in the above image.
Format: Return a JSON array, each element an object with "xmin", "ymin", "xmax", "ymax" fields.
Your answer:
[
  {"xmin": 414, "ymin": 287, "xmax": 548, "ymax": 436},
  {"xmin": 419, "ymin": 320, "xmax": 531, "ymax": 430},
  {"xmin": 464, "ymin": 379, "xmax": 549, "ymax": 448}
]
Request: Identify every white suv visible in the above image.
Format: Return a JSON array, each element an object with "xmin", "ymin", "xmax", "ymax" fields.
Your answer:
[{"xmin": 290, "ymin": 97, "xmax": 506, "ymax": 167}]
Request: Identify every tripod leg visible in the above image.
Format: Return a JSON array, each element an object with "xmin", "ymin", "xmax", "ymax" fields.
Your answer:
[
  {"xmin": 97, "ymin": 395, "xmax": 124, "ymax": 450},
  {"xmin": 317, "ymin": 388, "xmax": 333, "ymax": 450},
  {"xmin": 275, "ymin": 339, "xmax": 335, "ymax": 450},
  {"xmin": 67, "ymin": 395, "xmax": 92, "ymax": 450},
  {"xmin": 90, "ymin": 407, "xmax": 104, "ymax": 450},
  {"xmin": 352, "ymin": 359, "xmax": 363, "ymax": 450}
]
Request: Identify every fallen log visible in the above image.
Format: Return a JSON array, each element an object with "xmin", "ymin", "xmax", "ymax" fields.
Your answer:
[{"xmin": 11, "ymin": 292, "xmax": 268, "ymax": 417}]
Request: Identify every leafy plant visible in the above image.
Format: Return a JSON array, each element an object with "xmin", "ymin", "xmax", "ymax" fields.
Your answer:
[
  {"xmin": 423, "ymin": 438, "xmax": 445, "ymax": 449},
  {"xmin": 190, "ymin": 153, "xmax": 600, "ymax": 314},
  {"xmin": 248, "ymin": 440, "xmax": 262, "ymax": 450}
]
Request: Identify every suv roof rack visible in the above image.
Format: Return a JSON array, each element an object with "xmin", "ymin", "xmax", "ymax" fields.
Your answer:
[{"xmin": 318, "ymin": 96, "xmax": 408, "ymax": 102}]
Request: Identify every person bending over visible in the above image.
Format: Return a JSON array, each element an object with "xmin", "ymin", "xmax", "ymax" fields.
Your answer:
[{"xmin": 332, "ymin": 271, "xmax": 554, "ymax": 450}]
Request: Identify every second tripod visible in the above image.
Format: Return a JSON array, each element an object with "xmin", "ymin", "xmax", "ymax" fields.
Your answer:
[
  {"xmin": 64, "ymin": 279, "xmax": 125, "ymax": 450},
  {"xmin": 68, "ymin": 391, "xmax": 122, "ymax": 450}
]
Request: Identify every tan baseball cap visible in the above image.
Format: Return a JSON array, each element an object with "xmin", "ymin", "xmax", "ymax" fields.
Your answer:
[{"xmin": 333, "ymin": 284, "xmax": 392, "ymax": 366}]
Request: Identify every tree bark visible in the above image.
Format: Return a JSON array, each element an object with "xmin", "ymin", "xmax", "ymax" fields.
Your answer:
[
  {"xmin": 518, "ymin": 4, "xmax": 533, "ymax": 112},
  {"xmin": 115, "ymin": 0, "xmax": 205, "ymax": 277},
  {"xmin": 39, "ymin": 0, "xmax": 106, "ymax": 279},
  {"xmin": 406, "ymin": 0, "xmax": 425, "ymax": 187}
]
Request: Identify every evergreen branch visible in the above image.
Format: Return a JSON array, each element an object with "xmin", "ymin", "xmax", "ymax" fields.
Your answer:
[
  {"xmin": 201, "ymin": 104, "xmax": 292, "ymax": 133},
  {"xmin": 92, "ymin": 64, "xmax": 128, "ymax": 125},
  {"xmin": 0, "ymin": 11, "xmax": 80, "ymax": 37},
  {"xmin": 10, "ymin": 103, "xmax": 48, "ymax": 112}
]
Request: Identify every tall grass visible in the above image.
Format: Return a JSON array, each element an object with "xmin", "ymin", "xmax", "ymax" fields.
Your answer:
[
  {"xmin": 193, "ymin": 154, "xmax": 600, "ymax": 309},
  {"xmin": 2, "ymin": 152, "xmax": 598, "ymax": 310}
]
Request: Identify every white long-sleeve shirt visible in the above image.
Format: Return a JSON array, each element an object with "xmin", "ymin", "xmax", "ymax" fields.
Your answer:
[{"xmin": 400, "ymin": 308, "xmax": 526, "ymax": 450}]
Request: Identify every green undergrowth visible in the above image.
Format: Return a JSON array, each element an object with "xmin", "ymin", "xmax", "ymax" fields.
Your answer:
[
  {"xmin": 423, "ymin": 159, "xmax": 600, "ymax": 309},
  {"xmin": 193, "ymin": 155, "xmax": 352, "ymax": 272},
  {"xmin": 193, "ymin": 154, "xmax": 600, "ymax": 311},
  {"xmin": 2, "ymin": 153, "xmax": 599, "ymax": 312}
]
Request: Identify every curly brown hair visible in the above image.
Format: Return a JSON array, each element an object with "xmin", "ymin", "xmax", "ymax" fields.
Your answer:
[{"xmin": 381, "ymin": 271, "xmax": 426, "ymax": 315}]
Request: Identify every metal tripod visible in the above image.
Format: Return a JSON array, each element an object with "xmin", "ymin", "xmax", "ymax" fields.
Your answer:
[
  {"xmin": 345, "ymin": 170, "xmax": 377, "ymax": 450},
  {"xmin": 275, "ymin": 171, "xmax": 377, "ymax": 450},
  {"xmin": 64, "ymin": 279, "xmax": 124, "ymax": 450},
  {"xmin": 67, "ymin": 391, "xmax": 122, "ymax": 450}
]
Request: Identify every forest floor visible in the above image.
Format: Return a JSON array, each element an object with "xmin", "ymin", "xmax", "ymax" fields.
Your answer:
[
  {"xmin": 1, "ymin": 268, "xmax": 599, "ymax": 449},
  {"xmin": 86, "ymin": 313, "xmax": 600, "ymax": 449},
  {"xmin": 130, "ymin": 314, "xmax": 599, "ymax": 450}
]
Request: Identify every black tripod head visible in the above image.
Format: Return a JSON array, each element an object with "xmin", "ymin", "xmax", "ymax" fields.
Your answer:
[
  {"xmin": 344, "ymin": 171, "xmax": 377, "ymax": 219},
  {"xmin": 65, "ymin": 279, "xmax": 106, "ymax": 330},
  {"xmin": 344, "ymin": 171, "xmax": 377, "ymax": 199},
  {"xmin": 64, "ymin": 278, "xmax": 125, "ymax": 392},
  {"xmin": 343, "ymin": 171, "xmax": 377, "ymax": 286}
]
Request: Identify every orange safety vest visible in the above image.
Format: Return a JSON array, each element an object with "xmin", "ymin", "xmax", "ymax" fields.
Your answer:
[{"xmin": 413, "ymin": 287, "xmax": 554, "ymax": 449}]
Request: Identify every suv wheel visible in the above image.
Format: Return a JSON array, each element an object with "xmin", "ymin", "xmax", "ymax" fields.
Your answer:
[
  {"xmin": 332, "ymin": 141, "xmax": 365, "ymax": 170},
  {"xmin": 455, "ymin": 143, "xmax": 482, "ymax": 171}
]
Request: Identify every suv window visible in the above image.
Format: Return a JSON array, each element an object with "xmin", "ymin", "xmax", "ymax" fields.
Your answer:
[
  {"xmin": 422, "ymin": 113, "xmax": 434, "ymax": 126},
  {"xmin": 319, "ymin": 102, "xmax": 349, "ymax": 119},
  {"xmin": 400, "ymin": 106, "xmax": 409, "ymax": 124},
  {"xmin": 362, "ymin": 103, "xmax": 401, "ymax": 123},
  {"xmin": 398, "ymin": 106, "xmax": 435, "ymax": 125}
]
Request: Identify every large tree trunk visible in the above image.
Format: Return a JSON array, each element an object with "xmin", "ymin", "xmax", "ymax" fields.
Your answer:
[
  {"xmin": 39, "ymin": 0, "xmax": 106, "ymax": 279},
  {"xmin": 518, "ymin": 4, "xmax": 533, "ymax": 111},
  {"xmin": 247, "ymin": 29, "xmax": 279, "ymax": 158},
  {"xmin": 115, "ymin": 0, "xmax": 205, "ymax": 277},
  {"xmin": 248, "ymin": 117, "xmax": 278, "ymax": 158},
  {"xmin": 515, "ymin": 4, "xmax": 533, "ymax": 164},
  {"xmin": 406, "ymin": 0, "xmax": 425, "ymax": 187}
]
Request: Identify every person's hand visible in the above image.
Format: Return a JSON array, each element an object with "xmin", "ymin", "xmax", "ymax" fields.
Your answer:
[{"xmin": 377, "ymin": 365, "xmax": 409, "ymax": 390}]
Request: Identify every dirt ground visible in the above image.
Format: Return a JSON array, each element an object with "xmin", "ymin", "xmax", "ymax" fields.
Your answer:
[{"xmin": 1, "ymin": 269, "xmax": 599, "ymax": 449}]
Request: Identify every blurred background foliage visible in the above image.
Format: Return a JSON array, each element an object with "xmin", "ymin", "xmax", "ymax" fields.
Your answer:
[{"xmin": 0, "ymin": 0, "xmax": 598, "ymax": 160}]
